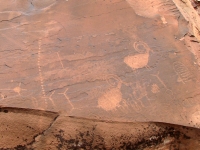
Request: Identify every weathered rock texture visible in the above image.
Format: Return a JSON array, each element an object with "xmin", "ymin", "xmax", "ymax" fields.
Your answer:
[
  {"xmin": 173, "ymin": 0, "xmax": 200, "ymax": 41},
  {"xmin": 0, "ymin": 107, "xmax": 58, "ymax": 149},
  {"xmin": 32, "ymin": 117, "xmax": 200, "ymax": 150},
  {"xmin": 1, "ymin": 108, "xmax": 200, "ymax": 149},
  {"xmin": 0, "ymin": 0, "xmax": 200, "ymax": 149}
]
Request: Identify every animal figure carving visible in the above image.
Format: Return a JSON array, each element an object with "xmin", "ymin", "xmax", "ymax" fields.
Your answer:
[
  {"xmin": 98, "ymin": 75, "xmax": 124, "ymax": 111},
  {"xmin": 98, "ymin": 88, "xmax": 122, "ymax": 111},
  {"xmin": 124, "ymin": 41, "xmax": 152, "ymax": 70}
]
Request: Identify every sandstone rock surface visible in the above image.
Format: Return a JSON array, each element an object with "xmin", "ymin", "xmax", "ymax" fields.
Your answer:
[{"xmin": 0, "ymin": 0, "xmax": 200, "ymax": 149}]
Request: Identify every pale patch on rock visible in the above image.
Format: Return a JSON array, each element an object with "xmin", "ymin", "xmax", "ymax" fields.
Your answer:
[
  {"xmin": 126, "ymin": 0, "xmax": 161, "ymax": 18},
  {"xmin": 98, "ymin": 88, "xmax": 122, "ymax": 111},
  {"xmin": 161, "ymin": 16, "xmax": 168, "ymax": 24},
  {"xmin": 151, "ymin": 84, "xmax": 160, "ymax": 94},
  {"xmin": 124, "ymin": 54, "xmax": 149, "ymax": 70},
  {"xmin": 191, "ymin": 110, "xmax": 200, "ymax": 125}
]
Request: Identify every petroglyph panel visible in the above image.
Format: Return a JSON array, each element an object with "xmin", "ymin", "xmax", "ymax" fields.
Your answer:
[{"xmin": 0, "ymin": 0, "xmax": 200, "ymax": 128}]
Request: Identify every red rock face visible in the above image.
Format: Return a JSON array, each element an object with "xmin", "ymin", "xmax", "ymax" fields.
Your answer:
[{"xmin": 0, "ymin": 0, "xmax": 200, "ymax": 149}]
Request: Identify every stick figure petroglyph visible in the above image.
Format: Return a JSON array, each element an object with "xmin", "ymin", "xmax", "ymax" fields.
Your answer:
[
  {"xmin": 13, "ymin": 83, "xmax": 27, "ymax": 95},
  {"xmin": 151, "ymin": 72, "xmax": 167, "ymax": 89},
  {"xmin": 0, "ymin": 82, "xmax": 26, "ymax": 96},
  {"xmin": 57, "ymin": 52, "xmax": 65, "ymax": 69},
  {"xmin": 59, "ymin": 88, "xmax": 74, "ymax": 109},
  {"xmin": 124, "ymin": 41, "xmax": 153, "ymax": 70},
  {"xmin": 151, "ymin": 72, "xmax": 175, "ymax": 99},
  {"xmin": 124, "ymin": 95, "xmax": 145, "ymax": 113},
  {"xmin": 131, "ymin": 81, "xmax": 152, "ymax": 107},
  {"xmin": 132, "ymin": 81, "xmax": 147, "ymax": 100},
  {"xmin": 48, "ymin": 91, "xmax": 56, "ymax": 107}
]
